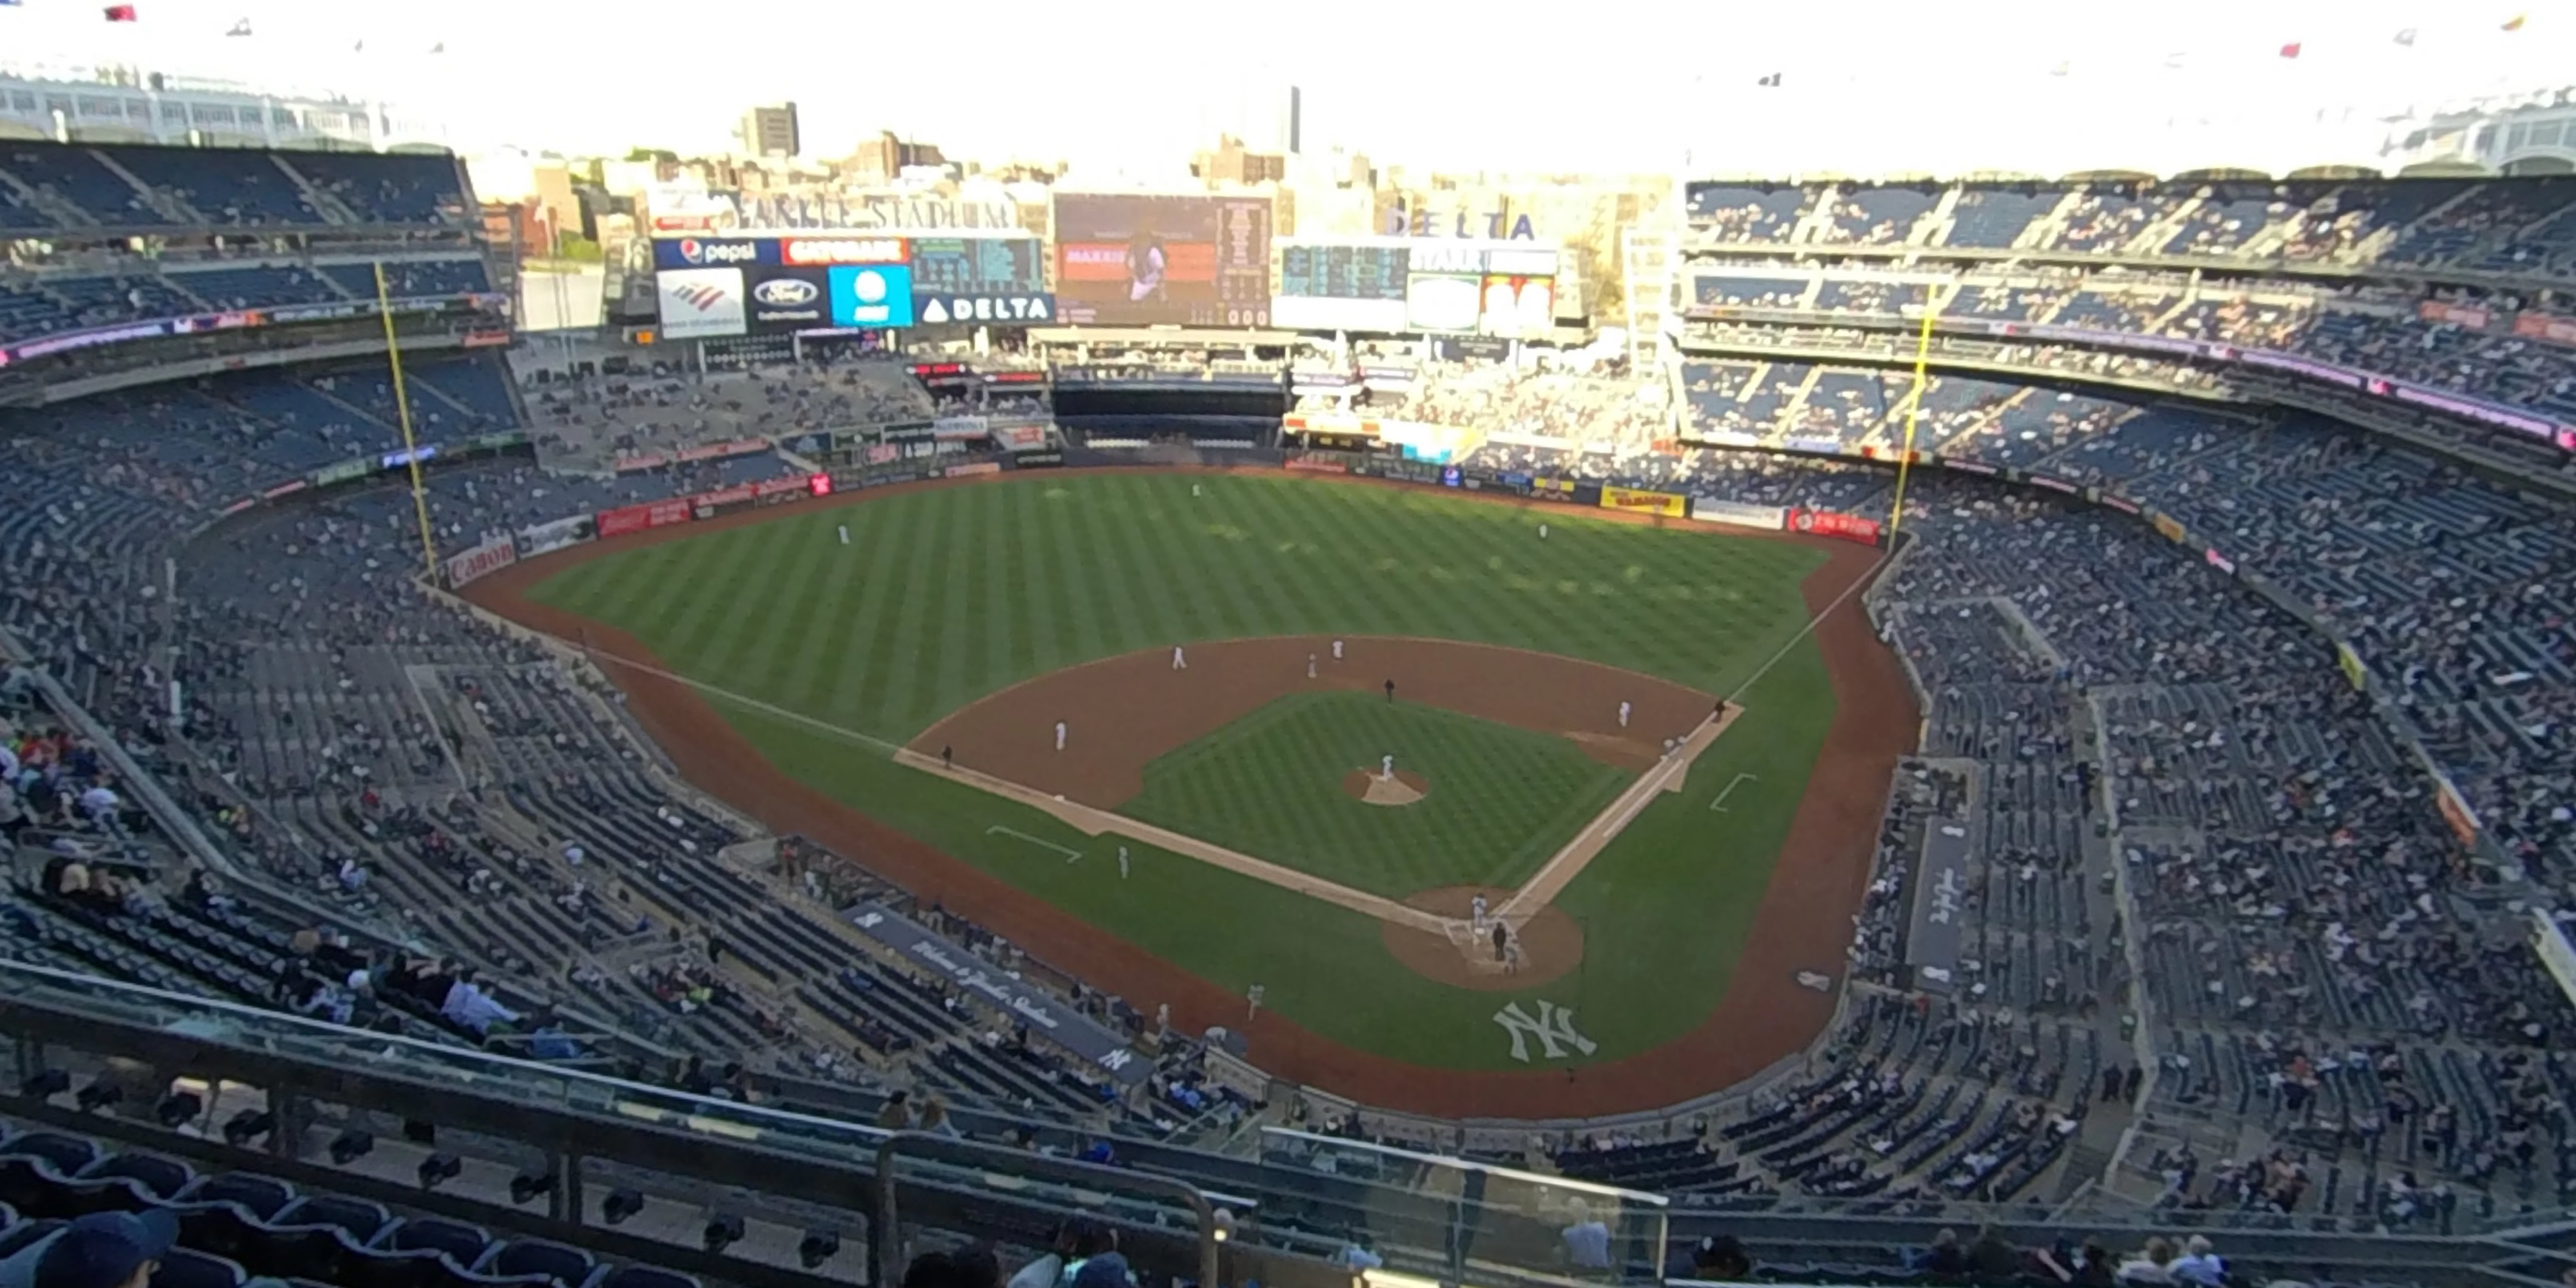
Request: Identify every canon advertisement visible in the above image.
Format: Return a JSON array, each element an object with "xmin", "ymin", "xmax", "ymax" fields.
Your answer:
[{"xmin": 1052, "ymin": 193, "xmax": 1272, "ymax": 327}]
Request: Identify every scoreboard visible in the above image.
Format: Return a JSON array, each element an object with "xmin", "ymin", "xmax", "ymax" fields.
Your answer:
[
  {"xmin": 909, "ymin": 236, "xmax": 1044, "ymax": 295},
  {"xmin": 1281, "ymin": 244, "xmax": 1407, "ymax": 301}
]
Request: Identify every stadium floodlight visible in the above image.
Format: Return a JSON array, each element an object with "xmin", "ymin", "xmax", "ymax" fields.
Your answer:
[
  {"xmin": 798, "ymin": 1230, "xmax": 841, "ymax": 1269},
  {"xmin": 221, "ymin": 1110, "xmax": 275, "ymax": 1146},
  {"xmin": 602, "ymin": 1188, "xmax": 646, "ymax": 1226},
  {"xmin": 417, "ymin": 1151, "xmax": 463, "ymax": 1191},
  {"xmin": 701, "ymin": 1213, "xmax": 745, "ymax": 1254},
  {"xmin": 328, "ymin": 1130, "xmax": 374, "ymax": 1164},
  {"xmin": 154, "ymin": 1091, "xmax": 203, "ymax": 1128}
]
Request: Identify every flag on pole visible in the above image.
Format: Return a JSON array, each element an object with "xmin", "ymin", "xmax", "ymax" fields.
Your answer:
[
  {"xmin": 2393, "ymin": 28, "xmax": 2416, "ymax": 45},
  {"xmin": 2278, "ymin": 41, "xmax": 2302, "ymax": 59},
  {"xmin": 225, "ymin": 17, "xmax": 250, "ymax": 35},
  {"xmin": 103, "ymin": 3, "xmax": 139, "ymax": 19},
  {"xmin": 2502, "ymin": 13, "xmax": 2526, "ymax": 31},
  {"xmin": 1755, "ymin": 72, "xmax": 1781, "ymax": 87}
]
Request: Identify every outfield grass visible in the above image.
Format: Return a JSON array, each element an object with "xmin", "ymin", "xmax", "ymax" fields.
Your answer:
[
  {"xmin": 1120, "ymin": 691, "xmax": 1632, "ymax": 899},
  {"xmin": 526, "ymin": 472, "xmax": 1840, "ymax": 1072}
]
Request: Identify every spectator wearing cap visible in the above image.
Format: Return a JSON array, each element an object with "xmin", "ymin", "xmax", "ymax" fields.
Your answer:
[
  {"xmin": 0, "ymin": 1210, "xmax": 177, "ymax": 1288},
  {"xmin": 1067, "ymin": 1251, "xmax": 1131, "ymax": 1288}
]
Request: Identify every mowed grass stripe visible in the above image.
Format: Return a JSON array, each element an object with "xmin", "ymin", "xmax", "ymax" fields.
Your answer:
[
  {"xmin": 657, "ymin": 517, "xmax": 779, "ymax": 663},
  {"xmin": 814, "ymin": 503, "xmax": 912, "ymax": 721}
]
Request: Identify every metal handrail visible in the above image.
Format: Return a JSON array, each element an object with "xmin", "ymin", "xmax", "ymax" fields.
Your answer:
[{"xmin": 874, "ymin": 1130, "xmax": 1222, "ymax": 1288}]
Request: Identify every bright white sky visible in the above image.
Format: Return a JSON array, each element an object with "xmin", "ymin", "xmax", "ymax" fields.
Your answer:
[{"xmin": 1, "ymin": 0, "xmax": 2569, "ymax": 175}]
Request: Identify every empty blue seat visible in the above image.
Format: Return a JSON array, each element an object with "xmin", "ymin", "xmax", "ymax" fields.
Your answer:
[
  {"xmin": 81, "ymin": 1153, "xmax": 196, "ymax": 1203},
  {"xmin": 274, "ymin": 1196, "xmax": 388, "ymax": 1246},
  {"xmin": 154, "ymin": 1247, "xmax": 249, "ymax": 1288},
  {"xmin": 584, "ymin": 1267, "xmax": 699, "ymax": 1288},
  {"xmin": 177, "ymin": 1174, "xmax": 294, "ymax": 1223},
  {"xmin": 381, "ymin": 1218, "xmax": 492, "ymax": 1267},
  {"xmin": 479, "ymin": 1239, "xmax": 593, "ymax": 1288}
]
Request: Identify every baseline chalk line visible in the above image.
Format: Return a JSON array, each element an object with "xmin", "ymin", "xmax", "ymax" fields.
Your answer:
[{"xmin": 986, "ymin": 825, "xmax": 1083, "ymax": 861}]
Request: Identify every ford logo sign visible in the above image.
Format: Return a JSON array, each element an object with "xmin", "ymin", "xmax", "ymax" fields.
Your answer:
[{"xmin": 755, "ymin": 279, "xmax": 819, "ymax": 306}]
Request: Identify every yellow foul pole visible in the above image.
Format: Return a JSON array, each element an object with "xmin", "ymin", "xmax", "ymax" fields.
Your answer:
[
  {"xmin": 1886, "ymin": 301, "xmax": 1938, "ymax": 541},
  {"xmin": 374, "ymin": 262, "xmax": 441, "ymax": 583}
]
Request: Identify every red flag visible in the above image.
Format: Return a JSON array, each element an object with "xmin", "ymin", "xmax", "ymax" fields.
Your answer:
[
  {"xmin": 102, "ymin": 3, "xmax": 138, "ymax": 18},
  {"xmin": 2278, "ymin": 41, "xmax": 2302, "ymax": 58}
]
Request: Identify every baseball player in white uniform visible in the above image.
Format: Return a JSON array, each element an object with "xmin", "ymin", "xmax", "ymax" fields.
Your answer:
[
  {"xmin": 1619, "ymin": 700, "xmax": 1632, "ymax": 729},
  {"xmin": 1539, "ymin": 522, "xmax": 1549, "ymax": 539},
  {"xmin": 1054, "ymin": 720, "xmax": 1067, "ymax": 751},
  {"xmin": 1332, "ymin": 639, "xmax": 1344, "ymax": 661},
  {"xmin": 1470, "ymin": 893, "xmax": 1489, "ymax": 931},
  {"xmin": 1172, "ymin": 645, "xmax": 1187, "ymax": 670},
  {"xmin": 1307, "ymin": 652, "xmax": 1318, "ymax": 679},
  {"xmin": 1381, "ymin": 753, "xmax": 1395, "ymax": 780},
  {"xmin": 1118, "ymin": 845, "xmax": 1130, "ymax": 878},
  {"xmin": 837, "ymin": 524, "xmax": 849, "ymax": 545}
]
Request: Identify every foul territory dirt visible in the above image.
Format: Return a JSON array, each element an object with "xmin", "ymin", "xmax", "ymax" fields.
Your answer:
[{"xmin": 462, "ymin": 467, "xmax": 1917, "ymax": 1119}]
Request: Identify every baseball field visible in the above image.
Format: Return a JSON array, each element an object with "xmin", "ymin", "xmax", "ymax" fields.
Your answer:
[{"xmin": 466, "ymin": 469, "xmax": 1913, "ymax": 1116}]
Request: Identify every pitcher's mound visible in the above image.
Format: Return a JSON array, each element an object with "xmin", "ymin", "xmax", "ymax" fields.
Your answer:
[
  {"xmin": 1381, "ymin": 885, "xmax": 1585, "ymax": 991},
  {"xmin": 1342, "ymin": 768, "xmax": 1430, "ymax": 806}
]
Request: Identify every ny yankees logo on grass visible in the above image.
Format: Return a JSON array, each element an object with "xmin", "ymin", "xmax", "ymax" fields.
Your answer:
[{"xmin": 1493, "ymin": 999, "xmax": 1597, "ymax": 1063}]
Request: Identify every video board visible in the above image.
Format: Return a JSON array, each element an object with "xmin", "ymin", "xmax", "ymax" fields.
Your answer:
[
  {"xmin": 1052, "ymin": 193, "xmax": 1272, "ymax": 327},
  {"xmin": 1479, "ymin": 275, "xmax": 1555, "ymax": 337},
  {"xmin": 1274, "ymin": 240, "xmax": 1410, "ymax": 331},
  {"xmin": 1404, "ymin": 274, "xmax": 1483, "ymax": 333}
]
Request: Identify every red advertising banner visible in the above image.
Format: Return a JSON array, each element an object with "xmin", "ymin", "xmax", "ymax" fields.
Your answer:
[
  {"xmin": 2512, "ymin": 312, "xmax": 2576, "ymax": 346},
  {"xmin": 597, "ymin": 497, "xmax": 693, "ymax": 537},
  {"xmin": 678, "ymin": 438, "xmax": 773, "ymax": 464},
  {"xmin": 1788, "ymin": 509, "xmax": 1883, "ymax": 544},
  {"xmin": 2417, "ymin": 300, "xmax": 2494, "ymax": 330}
]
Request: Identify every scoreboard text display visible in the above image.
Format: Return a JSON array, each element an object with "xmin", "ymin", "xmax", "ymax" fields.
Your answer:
[
  {"xmin": 1053, "ymin": 193, "xmax": 1272, "ymax": 327},
  {"xmin": 1274, "ymin": 241, "xmax": 1411, "ymax": 331}
]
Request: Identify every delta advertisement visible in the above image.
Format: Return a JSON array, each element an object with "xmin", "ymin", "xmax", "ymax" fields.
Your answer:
[{"xmin": 1600, "ymin": 484, "xmax": 1686, "ymax": 517}]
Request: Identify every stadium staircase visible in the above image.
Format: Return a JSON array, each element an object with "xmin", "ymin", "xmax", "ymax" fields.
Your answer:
[
  {"xmin": 85, "ymin": 149, "xmax": 205, "ymax": 225},
  {"xmin": 1913, "ymin": 185, "xmax": 1964, "ymax": 246},
  {"xmin": 273, "ymin": 155, "xmax": 365, "ymax": 225},
  {"xmin": 2127, "ymin": 195, "xmax": 2206, "ymax": 256},
  {"xmin": 1787, "ymin": 188, "xmax": 1840, "ymax": 244},
  {"xmin": 2017, "ymin": 189, "xmax": 2087, "ymax": 249}
]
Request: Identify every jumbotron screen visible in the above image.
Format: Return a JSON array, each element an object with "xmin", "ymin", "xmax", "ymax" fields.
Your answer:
[{"xmin": 1053, "ymin": 194, "xmax": 1272, "ymax": 327}]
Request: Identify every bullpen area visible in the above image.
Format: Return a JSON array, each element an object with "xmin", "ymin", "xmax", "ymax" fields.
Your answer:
[{"xmin": 465, "ymin": 469, "xmax": 1915, "ymax": 1116}]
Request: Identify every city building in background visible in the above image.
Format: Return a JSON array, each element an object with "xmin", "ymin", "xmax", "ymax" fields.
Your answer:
[
  {"xmin": 737, "ymin": 102, "xmax": 800, "ymax": 160},
  {"xmin": 844, "ymin": 130, "xmax": 947, "ymax": 185}
]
